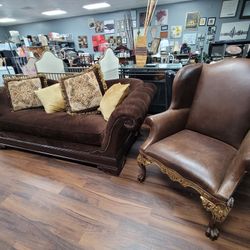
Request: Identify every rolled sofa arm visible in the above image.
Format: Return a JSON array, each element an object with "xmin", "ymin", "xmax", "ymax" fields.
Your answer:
[
  {"xmin": 101, "ymin": 80, "xmax": 156, "ymax": 155},
  {"xmin": 140, "ymin": 108, "xmax": 190, "ymax": 153}
]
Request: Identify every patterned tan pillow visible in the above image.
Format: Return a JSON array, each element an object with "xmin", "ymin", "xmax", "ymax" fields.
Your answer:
[
  {"xmin": 61, "ymin": 70, "xmax": 103, "ymax": 113},
  {"xmin": 4, "ymin": 75, "xmax": 47, "ymax": 111}
]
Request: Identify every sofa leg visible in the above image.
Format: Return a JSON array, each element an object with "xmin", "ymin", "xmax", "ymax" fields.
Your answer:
[
  {"xmin": 201, "ymin": 196, "xmax": 234, "ymax": 240},
  {"xmin": 0, "ymin": 144, "xmax": 7, "ymax": 149},
  {"xmin": 137, "ymin": 153, "xmax": 152, "ymax": 182}
]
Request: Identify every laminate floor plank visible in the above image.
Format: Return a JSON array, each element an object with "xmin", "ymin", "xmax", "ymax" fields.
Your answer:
[{"xmin": 0, "ymin": 130, "xmax": 249, "ymax": 250}]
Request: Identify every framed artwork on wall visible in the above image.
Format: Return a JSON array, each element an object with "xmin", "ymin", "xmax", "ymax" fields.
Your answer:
[
  {"xmin": 199, "ymin": 17, "xmax": 207, "ymax": 26},
  {"xmin": 220, "ymin": 0, "xmax": 239, "ymax": 18},
  {"xmin": 185, "ymin": 12, "xmax": 200, "ymax": 29},
  {"xmin": 207, "ymin": 17, "xmax": 216, "ymax": 26},
  {"xmin": 161, "ymin": 25, "xmax": 168, "ymax": 31},
  {"xmin": 240, "ymin": 0, "xmax": 250, "ymax": 18}
]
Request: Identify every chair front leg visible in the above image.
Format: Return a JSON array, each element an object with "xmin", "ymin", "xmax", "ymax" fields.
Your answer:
[
  {"xmin": 137, "ymin": 153, "xmax": 152, "ymax": 182},
  {"xmin": 201, "ymin": 196, "xmax": 234, "ymax": 240}
]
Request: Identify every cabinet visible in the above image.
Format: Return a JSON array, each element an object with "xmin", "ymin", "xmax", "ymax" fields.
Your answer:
[{"xmin": 120, "ymin": 65, "xmax": 178, "ymax": 114}]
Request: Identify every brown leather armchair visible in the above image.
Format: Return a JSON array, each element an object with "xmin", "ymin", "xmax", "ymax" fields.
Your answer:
[{"xmin": 137, "ymin": 59, "xmax": 250, "ymax": 240}]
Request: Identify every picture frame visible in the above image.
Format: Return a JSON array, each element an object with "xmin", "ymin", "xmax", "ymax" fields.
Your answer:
[
  {"xmin": 199, "ymin": 17, "xmax": 207, "ymax": 26},
  {"xmin": 185, "ymin": 12, "xmax": 200, "ymax": 29},
  {"xmin": 220, "ymin": 0, "xmax": 239, "ymax": 18},
  {"xmin": 240, "ymin": 0, "xmax": 250, "ymax": 19},
  {"xmin": 207, "ymin": 17, "xmax": 216, "ymax": 26},
  {"xmin": 151, "ymin": 38, "xmax": 161, "ymax": 54},
  {"xmin": 161, "ymin": 25, "xmax": 168, "ymax": 31}
]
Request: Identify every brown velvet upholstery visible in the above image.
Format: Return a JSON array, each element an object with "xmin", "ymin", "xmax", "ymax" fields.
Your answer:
[
  {"xmin": 0, "ymin": 78, "xmax": 156, "ymax": 175},
  {"xmin": 138, "ymin": 59, "xmax": 250, "ymax": 240}
]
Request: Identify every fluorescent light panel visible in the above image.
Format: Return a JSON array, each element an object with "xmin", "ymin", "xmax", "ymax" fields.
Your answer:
[
  {"xmin": 42, "ymin": 9, "xmax": 67, "ymax": 16},
  {"xmin": 83, "ymin": 2, "xmax": 110, "ymax": 10},
  {"xmin": 0, "ymin": 18, "xmax": 16, "ymax": 23}
]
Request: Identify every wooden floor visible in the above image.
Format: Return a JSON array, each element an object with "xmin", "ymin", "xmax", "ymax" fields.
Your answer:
[{"xmin": 0, "ymin": 132, "xmax": 249, "ymax": 250}]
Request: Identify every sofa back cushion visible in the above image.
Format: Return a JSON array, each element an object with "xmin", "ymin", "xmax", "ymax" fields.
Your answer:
[
  {"xmin": 186, "ymin": 59, "xmax": 250, "ymax": 149},
  {"xmin": 4, "ymin": 74, "xmax": 47, "ymax": 111}
]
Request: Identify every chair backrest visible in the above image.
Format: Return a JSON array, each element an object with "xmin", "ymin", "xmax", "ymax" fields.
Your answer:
[
  {"xmin": 99, "ymin": 48, "xmax": 119, "ymax": 80},
  {"xmin": 35, "ymin": 51, "xmax": 65, "ymax": 73},
  {"xmin": 21, "ymin": 57, "xmax": 37, "ymax": 75},
  {"xmin": 186, "ymin": 59, "xmax": 250, "ymax": 149}
]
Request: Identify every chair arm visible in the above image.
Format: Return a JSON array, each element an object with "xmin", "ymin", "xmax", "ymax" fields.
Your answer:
[
  {"xmin": 217, "ymin": 130, "xmax": 250, "ymax": 200},
  {"xmin": 101, "ymin": 82, "xmax": 156, "ymax": 155},
  {"xmin": 140, "ymin": 108, "xmax": 190, "ymax": 152}
]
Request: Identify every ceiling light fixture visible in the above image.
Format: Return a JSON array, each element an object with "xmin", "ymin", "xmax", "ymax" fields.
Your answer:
[
  {"xmin": 83, "ymin": 2, "xmax": 110, "ymax": 10},
  {"xmin": 0, "ymin": 18, "xmax": 16, "ymax": 23},
  {"xmin": 42, "ymin": 9, "xmax": 67, "ymax": 16},
  {"xmin": 0, "ymin": 4, "xmax": 3, "ymax": 7}
]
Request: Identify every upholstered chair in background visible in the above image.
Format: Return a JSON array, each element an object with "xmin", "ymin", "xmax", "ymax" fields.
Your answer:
[{"xmin": 137, "ymin": 59, "xmax": 250, "ymax": 240}]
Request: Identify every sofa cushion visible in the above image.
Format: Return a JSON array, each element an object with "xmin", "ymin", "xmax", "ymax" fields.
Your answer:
[
  {"xmin": 35, "ymin": 83, "xmax": 65, "ymax": 113},
  {"xmin": 61, "ymin": 70, "xmax": 103, "ymax": 113},
  {"xmin": 99, "ymin": 83, "xmax": 130, "ymax": 121},
  {"xmin": 4, "ymin": 75, "xmax": 47, "ymax": 111},
  {"xmin": 145, "ymin": 129, "xmax": 237, "ymax": 195},
  {"xmin": 0, "ymin": 109, "xmax": 106, "ymax": 146}
]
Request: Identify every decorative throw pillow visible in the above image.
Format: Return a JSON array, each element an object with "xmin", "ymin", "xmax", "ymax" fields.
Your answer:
[
  {"xmin": 61, "ymin": 70, "xmax": 103, "ymax": 113},
  {"xmin": 99, "ymin": 83, "xmax": 130, "ymax": 121},
  {"xmin": 4, "ymin": 75, "xmax": 47, "ymax": 111},
  {"xmin": 91, "ymin": 64, "xmax": 108, "ymax": 94},
  {"xmin": 35, "ymin": 83, "xmax": 65, "ymax": 114}
]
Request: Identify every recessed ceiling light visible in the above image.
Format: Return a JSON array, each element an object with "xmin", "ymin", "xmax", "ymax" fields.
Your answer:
[
  {"xmin": 0, "ymin": 18, "xmax": 16, "ymax": 23},
  {"xmin": 42, "ymin": 9, "xmax": 67, "ymax": 16},
  {"xmin": 83, "ymin": 2, "xmax": 110, "ymax": 10},
  {"xmin": 0, "ymin": 4, "xmax": 3, "ymax": 7}
]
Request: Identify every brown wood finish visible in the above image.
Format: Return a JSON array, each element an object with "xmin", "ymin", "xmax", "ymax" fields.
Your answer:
[{"xmin": 0, "ymin": 130, "xmax": 249, "ymax": 250}]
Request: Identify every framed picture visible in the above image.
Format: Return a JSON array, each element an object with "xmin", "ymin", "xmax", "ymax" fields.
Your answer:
[
  {"xmin": 151, "ymin": 38, "xmax": 161, "ymax": 54},
  {"xmin": 139, "ymin": 12, "xmax": 146, "ymax": 27},
  {"xmin": 199, "ymin": 17, "xmax": 207, "ymax": 26},
  {"xmin": 207, "ymin": 17, "xmax": 216, "ymax": 26},
  {"xmin": 240, "ymin": 0, "xmax": 250, "ymax": 18},
  {"xmin": 185, "ymin": 12, "xmax": 200, "ymax": 29},
  {"xmin": 161, "ymin": 25, "xmax": 168, "ymax": 31},
  {"xmin": 220, "ymin": 0, "xmax": 239, "ymax": 18}
]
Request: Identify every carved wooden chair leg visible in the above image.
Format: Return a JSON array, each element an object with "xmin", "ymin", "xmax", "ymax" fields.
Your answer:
[
  {"xmin": 137, "ymin": 153, "xmax": 152, "ymax": 183},
  {"xmin": 201, "ymin": 196, "xmax": 234, "ymax": 240}
]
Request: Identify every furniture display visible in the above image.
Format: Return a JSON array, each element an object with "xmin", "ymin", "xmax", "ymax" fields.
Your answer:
[
  {"xmin": 99, "ymin": 48, "xmax": 119, "ymax": 80},
  {"xmin": 0, "ymin": 77, "xmax": 156, "ymax": 175},
  {"xmin": 120, "ymin": 64, "xmax": 181, "ymax": 114},
  {"xmin": 208, "ymin": 40, "xmax": 250, "ymax": 61},
  {"xmin": 137, "ymin": 59, "xmax": 250, "ymax": 240},
  {"xmin": 35, "ymin": 51, "xmax": 65, "ymax": 73},
  {"xmin": 0, "ymin": 66, "xmax": 15, "ymax": 86}
]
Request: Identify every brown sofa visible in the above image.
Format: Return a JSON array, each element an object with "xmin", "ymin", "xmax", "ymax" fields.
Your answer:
[
  {"xmin": 0, "ymin": 78, "xmax": 156, "ymax": 175},
  {"xmin": 137, "ymin": 59, "xmax": 250, "ymax": 240}
]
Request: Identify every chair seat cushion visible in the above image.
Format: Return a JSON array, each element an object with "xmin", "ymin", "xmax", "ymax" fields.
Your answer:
[
  {"xmin": 145, "ymin": 129, "xmax": 237, "ymax": 195},
  {"xmin": 0, "ymin": 109, "xmax": 106, "ymax": 146}
]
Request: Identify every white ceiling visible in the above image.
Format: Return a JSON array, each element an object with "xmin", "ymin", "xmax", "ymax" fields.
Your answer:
[{"xmin": 0, "ymin": 0, "xmax": 193, "ymax": 26}]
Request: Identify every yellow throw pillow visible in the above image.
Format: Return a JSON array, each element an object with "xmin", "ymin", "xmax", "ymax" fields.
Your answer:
[
  {"xmin": 99, "ymin": 83, "xmax": 130, "ymax": 121},
  {"xmin": 35, "ymin": 83, "xmax": 65, "ymax": 113}
]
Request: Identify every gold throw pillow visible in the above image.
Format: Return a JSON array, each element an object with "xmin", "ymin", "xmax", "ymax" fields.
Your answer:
[
  {"xmin": 99, "ymin": 83, "xmax": 130, "ymax": 121},
  {"xmin": 35, "ymin": 83, "xmax": 65, "ymax": 113}
]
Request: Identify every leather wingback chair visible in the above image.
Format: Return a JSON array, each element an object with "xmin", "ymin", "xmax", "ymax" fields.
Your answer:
[{"xmin": 137, "ymin": 59, "xmax": 250, "ymax": 240}]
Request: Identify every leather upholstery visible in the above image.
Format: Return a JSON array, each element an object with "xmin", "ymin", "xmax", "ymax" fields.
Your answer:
[
  {"xmin": 141, "ymin": 59, "xmax": 250, "ymax": 201},
  {"xmin": 145, "ymin": 129, "xmax": 236, "ymax": 194}
]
